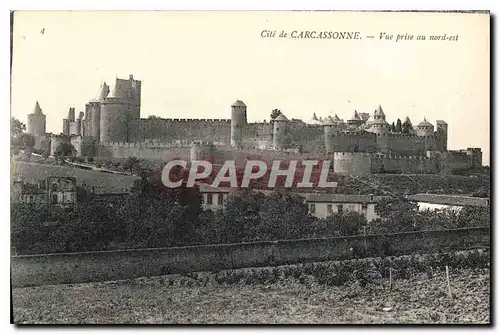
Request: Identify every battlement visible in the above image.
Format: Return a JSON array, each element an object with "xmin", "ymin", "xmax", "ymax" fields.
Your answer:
[
  {"xmin": 141, "ymin": 118, "xmax": 231, "ymax": 123},
  {"xmin": 387, "ymin": 132, "xmax": 420, "ymax": 138},
  {"xmin": 337, "ymin": 131, "xmax": 376, "ymax": 137},
  {"xmin": 333, "ymin": 152, "xmax": 373, "ymax": 157}
]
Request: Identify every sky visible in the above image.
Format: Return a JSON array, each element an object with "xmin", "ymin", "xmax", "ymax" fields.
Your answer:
[{"xmin": 10, "ymin": 11, "xmax": 490, "ymax": 164}]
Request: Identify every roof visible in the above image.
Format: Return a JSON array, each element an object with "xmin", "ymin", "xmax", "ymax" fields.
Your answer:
[
  {"xmin": 349, "ymin": 110, "xmax": 362, "ymax": 121},
  {"xmin": 32, "ymin": 101, "xmax": 44, "ymax": 116},
  {"xmin": 304, "ymin": 194, "xmax": 387, "ymax": 203},
  {"xmin": 408, "ymin": 193, "xmax": 489, "ymax": 207},
  {"xmin": 436, "ymin": 120, "xmax": 447, "ymax": 125},
  {"xmin": 197, "ymin": 183, "xmax": 232, "ymax": 194},
  {"xmin": 275, "ymin": 113, "xmax": 289, "ymax": 121},
  {"xmin": 322, "ymin": 117, "xmax": 335, "ymax": 126},
  {"xmin": 417, "ymin": 118, "xmax": 434, "ymax": 127},
  {"xmin": 231, "ymin": 100, "xmax": 247, "ymax": 107},
  {"xmin": 93, "ymin": 82, "xmax": 110, "ymax": 101},
  {"xmin": 374, "ymin": 105, "xmax": 385, "ymax": 116},
  {"xmin": 311, "ymin": 112, "xmax": 318, "ymax": 121}
]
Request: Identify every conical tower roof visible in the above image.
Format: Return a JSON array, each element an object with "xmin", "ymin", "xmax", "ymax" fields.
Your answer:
[
  {"xmin": 376, "ymin": 105, "xmax": 385, "ymax": 116},
  {"xmin": 312, "ymin": 112, "xmax": 318, "ymax": 121},
  {"xmin": 332, "ymin": 114, "xmax": 341, "ymax": 122},
  {"xmin": 33, "ymin": 101, "xmax": 44, "ymax": 115},
  {"xmin": 94, "ymin": 82, "xmax": 110, "ymax": 101},
  {"xmin": 350, "ymin": 110, "xmax": 362, "ymax": 121}
]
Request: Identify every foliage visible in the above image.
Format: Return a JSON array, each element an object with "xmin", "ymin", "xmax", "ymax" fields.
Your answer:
[
  {"xmin": 123, "ymin": 157, "xmax": 141, "ymax": 175},
  {"xmin": 402, "ymin": 117, "xmax": 413, "ymax": 134},
  {"xmin": 11, "ymin": 117, "xmax": 26, "ymax": 139},
  {"xmin": 270, "ymin": 109, "xmax": 282, "ymax": 120},
  {"xmin": 81, "ymin": 138, "xmax": 98, "ymax": 159},
  {"xmin": 10, "ymin": 166, "xmax": 491, "ymax": 255},
  {"xmin": 53, "ymin": 138, "xmax": 76, "ymax": 161},
  {"xmin": 395, "ymin": 118, "xmax": 403, "ymax": 132}
]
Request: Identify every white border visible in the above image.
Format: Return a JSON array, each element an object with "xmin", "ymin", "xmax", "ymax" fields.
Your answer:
[{"xmin": 1, "ymin": 0, "xmax": 497, "ymax": 333}]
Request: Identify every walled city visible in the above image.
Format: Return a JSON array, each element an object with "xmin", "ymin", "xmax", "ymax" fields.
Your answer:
[{"xmin": 26, "ymin": 74, "xmax": 482, "ymax": 176}]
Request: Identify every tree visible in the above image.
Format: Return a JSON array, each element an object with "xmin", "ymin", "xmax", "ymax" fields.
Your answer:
[
  {"xmin": 11, "ymin": 117, "xmax": 26, "ymax": 140},
  {"xmin": 402, "ymin": 117, "xmax": 413, "ymax": 134},
  {"xmin": 11, "ymin": 117, "xmax": 27, "ymax": 153},
  {"xmin": 371, "ymin": 198, "xmax": 420, "ymax": 234},
  {"xmin": 53, "ymin": 140, "xmax": 76, "ymax": 161},
  {"xmin": 396, "ymin": 118, "xmax": 403, "ymax": 132},
  {"xmin": 81, "ymin": 138, "xmax": 98, "ymax": 161},
  {"xmin": 270, "ymin": 109, "xmax": 282, "ymax": 120},
  {"xmin": 390, "ymin": 122, "xmax": 396, "ymax": 132},
  {"xmin": 123, "ymin": 156, "xmax": 141, "ymax": 175}
]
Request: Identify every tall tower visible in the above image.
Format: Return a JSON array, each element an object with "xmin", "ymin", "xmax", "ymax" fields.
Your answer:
[
  {"xmin": 230, "ymin": 100, "xmax": 247, "ymax": 148},
  {"xmin": 416, "ymin": 118, "xmax": 436, "ymax": 152},
  {"xmin": 368, "ymin": 105, "xmax": 389, "ymax": 153},
  {"xmin": 100, "ymin": 75, "xmax": 141, "ymax": 143},
  {"xmin": 436, "ymin": 120, "xmax": 448, "ymax": 151},
  {"xmin": 273, "ymin": 113, "xmax": 289, "ymax": 150},
  {"xmin": 323, "ymin": 116, "xmax": 340, "ymax": 153},
  {"xmin": 27, "ymin": 101, "xmax": 46, "ymax": 136}
]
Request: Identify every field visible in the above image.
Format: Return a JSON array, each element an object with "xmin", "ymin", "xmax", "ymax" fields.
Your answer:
[{"xmin": 12, "ymin": 251, "xmax": 490, "ymax": 324}]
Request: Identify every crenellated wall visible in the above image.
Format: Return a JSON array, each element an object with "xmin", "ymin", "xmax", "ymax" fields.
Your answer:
[
  {"xmin": 139, "ymin": 118, "xmax": 232, "ymax": 145},
  {"xmin": 333, "ymin": 152, "xmax": 372, "ymax": 175},
  {"xmin": 331, "ymin": 131, "xmax": 378, "ymax": 153},
  {"xmin": 371, "ymin": 154, "xmax": 438, "ymax": 174}
]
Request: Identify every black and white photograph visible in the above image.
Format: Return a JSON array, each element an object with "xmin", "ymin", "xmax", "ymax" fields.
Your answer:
[{"xmin": 9, "ymin": 9, "xmax": 491, "ymax": 325}]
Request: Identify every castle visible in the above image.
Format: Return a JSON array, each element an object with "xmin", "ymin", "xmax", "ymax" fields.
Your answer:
[{"xmin": 26, "ymin": 74, "xmax": 482, "ymax": 176}]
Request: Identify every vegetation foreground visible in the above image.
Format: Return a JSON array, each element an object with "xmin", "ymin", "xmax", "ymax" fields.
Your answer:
[{"xmin": 13, "ymin": 250, "xmax": 490, "ymax": 324}]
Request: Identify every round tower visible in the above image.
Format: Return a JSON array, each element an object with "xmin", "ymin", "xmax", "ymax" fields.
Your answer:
[
  {"xmin": 367, "ymin": 105, "xmax": 389, "ymax": 153},
  {"xmin": 273, "ymin": 113, "xmax": 289, "ymax": 150},
  {"xmin": 416, "ymin": 118, "xmax": 434, "ymax": 136},
  {"xmin": 323, "ymin": 116, "xmax": 340, "ymax": 154},
  {"xmin": 346, "ymin": 110, "xmax": 364, "ymax": 129},
  {"xmin": 27, "ymin": 101, "xmax": 46, "ymax": 136},
  {"xmin": 416, "ymin": 118, "xmax": 436, "ymax": 151},
  {"xmin": 100, "ymin": 96, "xmax": 128, "ymax": 143},
  {"xmin": 230, "ymin": 100, "xmax": 247, "ymax": 148}
]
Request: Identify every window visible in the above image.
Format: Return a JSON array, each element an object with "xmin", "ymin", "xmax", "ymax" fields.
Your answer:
[
  {"xmin": 51, "ymin": 194, "xmax": 58, "ymax": 204},
  {"xmin": 207, "ymin": 194, "xmax": 213, "ymax": 205},
  {"xmin": 362, "ymin": 203, "xmax": 368, "ymax": 210},
  {"xmin": 218, "ymin": 194, "xmax": 224, "ymax": 206},
  {"xmin": 327, "ymin": 205, "xmax": 332, "ymax": 214},
  {"xmin": 310, "ymin": 204, "xmax": 316, "ymax": 214},
  {"xmin": 51, "ymin": 182, "xmax": 58, "ymax": 191},
  {"xmin": 338, "ymin": 205, "xmax": 343, "ymax": 213},
  {"xmin": 29, "ymin": 195, "xmax": 34, "ymax": 203}
]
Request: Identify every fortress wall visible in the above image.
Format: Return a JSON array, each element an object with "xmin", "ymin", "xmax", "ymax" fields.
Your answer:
[
  {"xmin": 387, "ymin": 133, "xmax": 427, "ymax": 155},
  {"xmin": 380, "ymin": 155, "xmax": 438, "ymax": 174},
  {"xmin": 139, "ymin": 118, "xmax": 231, "ymax": 145},
  {"xmin": 333, "ymin": 152, "xmax": 372, "ymax": 175},
  {"xmin": 332, "ymin": 132, "xmax": 377, "ymax": 153},
  {"xmin": 288, "ymin": 125, "xmax": 325, "ymax": 153},
  {"xmin": 449, "ymin": 151, "xmax": 474, "ymax": 170},
  {"xmin": 99, "ymin": 143, "xmax": 191, "ymax": 161}
]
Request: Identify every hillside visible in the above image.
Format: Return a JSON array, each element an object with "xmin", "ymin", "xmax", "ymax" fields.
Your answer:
[{"xmin": 12, "ymin": 161, "xmax": 140, "ymax": 194}]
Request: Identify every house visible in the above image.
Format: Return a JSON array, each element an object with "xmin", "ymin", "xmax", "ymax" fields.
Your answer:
[
  {"xmin": 303, "ymin": 194, "xmax": 385, "ymax": 222},
  {"xmin": 197, "ymin": 183, "xmax": 231, "ymax": 211},
  {"xmin": 407, "ymin": 193, "xmax": 490, "ymax": 211},
  {"xmin": 11, "ymin": 176, "xmax": 77, "ymax": 207},
  {"xmin": 46, "ymin": 176, "xmax": 77, "ymax": 207},
  {"xmin": 11, "ymin": 181, "xmax": 46, "ymax": 204}
]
